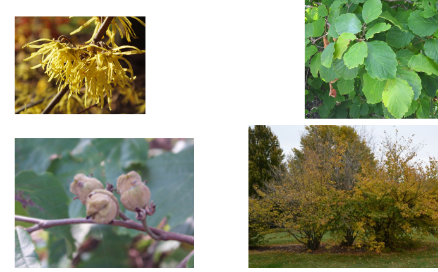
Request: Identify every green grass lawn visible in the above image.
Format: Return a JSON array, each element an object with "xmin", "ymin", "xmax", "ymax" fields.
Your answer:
[{"xmin": 249, "ymin": 232, "xmax": 438, "ymax": 268}]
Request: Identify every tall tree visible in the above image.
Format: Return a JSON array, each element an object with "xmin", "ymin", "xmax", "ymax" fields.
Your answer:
[
  {"xmin": 248, "ymin": 126, "xmax": 284, "ymax": 196},
  {"xmin": 290, "ymin": 125, "xmax": 376, "ymax": 191}
]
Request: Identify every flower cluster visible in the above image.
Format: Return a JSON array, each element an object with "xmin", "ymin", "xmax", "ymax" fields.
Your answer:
[{"xmin": 22, "ymin": 17, "xmax": 145, "ymax": 110}]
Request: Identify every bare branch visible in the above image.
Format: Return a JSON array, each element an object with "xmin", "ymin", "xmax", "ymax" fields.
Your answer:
[
  {"xmin": 15, "ymin": 97, "xmax": 49, "ymax": 114},
  {"xmin": 92, "ymin": 16, "xmax": 115, "ymax": 44},
  {"xmin": 15, "ymin": 215, "xmax": 194, "ymax": 245},
  {"xmin": 41, "ymin": 86, "xmax": 69, "ymax": 114}
]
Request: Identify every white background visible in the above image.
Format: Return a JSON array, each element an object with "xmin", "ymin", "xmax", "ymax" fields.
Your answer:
[{"xmin": 4, "ymin": 0, "xmax": 437, "ymax": 270}]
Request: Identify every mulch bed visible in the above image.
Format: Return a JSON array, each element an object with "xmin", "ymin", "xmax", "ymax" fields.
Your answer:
[{"xmin": 249, "ymin": 244, "xmax": 368, "ymax": 254}]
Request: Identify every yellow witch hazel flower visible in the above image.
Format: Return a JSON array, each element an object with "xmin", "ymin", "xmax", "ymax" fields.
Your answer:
[
  {"xmin": 22, "ymin": 17, "xmax": 145, "ymax": 111},
  {"xmin": 71, "ymin": 16, "xmax": 145, "ymax": 47}
]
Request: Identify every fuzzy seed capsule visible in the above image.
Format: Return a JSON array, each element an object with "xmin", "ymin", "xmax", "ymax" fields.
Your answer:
[
  {"xmin": 117, "ymin": 171, "xmax": 151, "ymax": 212},
  {"xmin": 70, "ymin": 174, "xmax": 104, "ymax": 204},
  {"xmin": 86, "ymin": 189, "xmax": 119, "ymax": 224}
]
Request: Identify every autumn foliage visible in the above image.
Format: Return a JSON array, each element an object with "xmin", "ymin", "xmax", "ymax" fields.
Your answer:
[{"xmin": 249, "ymin": 126, "xmax": 438, "ymax": 251}]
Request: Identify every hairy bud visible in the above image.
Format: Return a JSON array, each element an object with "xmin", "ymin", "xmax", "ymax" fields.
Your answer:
[
  {"xmin": 117, "ymin": 171, "xmax": 151, "ymax": 212},
  {"xmin": 86, "ymin": 189, "xmax": 119, "ymax": 224},
  {"xmin": 70, "ymin": 174, "xmax": 104, "ymax": 204}
]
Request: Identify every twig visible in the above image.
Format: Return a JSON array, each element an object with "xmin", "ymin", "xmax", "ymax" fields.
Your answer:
[
  {"xmin": 15, "ymin": 215, "xmax": 194, "ymax": 245},
  {"xmin": 92, "ymin": 16, "xmax": 114, "ymax": 44},
  {"xmin": 41, "ymin": 86, "xmax": 69, "ymax": 114},
  {"xmin": 141, "ymin": 216, "xmax": 161, "ymax": 240},
  {"xmin": 76, "ymin": 103, "xmax": 98, "ymax": 114},
  {"xmin": 143, "ymin": 218, "xmax": 167, "ymax": 268},
  {"xmin": 175, "ymin": 250, "xmax": 194, "ymax": 268},
  {"xmin": 118, "ymin": 210, "xmax": 131, "ymax": 221},
  {"xmin": 370, "ymin": 113, "xmax": 386, "ymax": 119},
  {"xmin": 15, "ymin": 97, "xmax": 49, "ymax": 114}
]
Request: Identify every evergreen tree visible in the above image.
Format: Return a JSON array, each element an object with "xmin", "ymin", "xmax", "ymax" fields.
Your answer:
[{"xmin": 248, "ymin": 126, "xmax": 284, "ymax": 196}]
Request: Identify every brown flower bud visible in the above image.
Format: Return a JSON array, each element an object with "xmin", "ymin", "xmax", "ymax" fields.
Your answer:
[
  {"xmin": 70, "ymin": 174, "xmax": 104, "ymax": 204},
  {"xmin": 117, "ymin": 171, "xmax": 151, "ymax": 212},
  {"xmin": 86, "ymin": 189, "xmax": 119, "ymax": 224}
]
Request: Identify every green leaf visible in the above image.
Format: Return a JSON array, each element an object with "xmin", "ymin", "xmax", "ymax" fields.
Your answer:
[
  {"xmin": 15, "ymin": 227, "xmax": 41, "ymax": 268},
  {"xmin": 334, "ymin": 102, "xmax": 349, "ymax": 118},
  {"xmin": 424, "ymin": 39, "xmax": 438, "ymax": 64},
  {"xmin": 15, "ymin": 171, "xmax": 75, "ymax": 260},
  {"xmin": 404, "ymin": 98, "xmax": 419, "ymax": 117},
  {"xmin": 143, "ymin": 147, "xmax": 194, "ymax": 228},
  {"xmin": 334, "ymin": 32, "xmax": 356, "ymax": 59},
  {"xmin": 408, "ymin": 54, "xmax": 438, "ymax": 76},
  {"xmin": 318, "ymin": 4, "xmax": 328, "ymax": 17},
  {"xmin": 383, "ymin": 104, "xmax": 395, "ymax": 118},
  {"xmin": 416, "ymin": 97, "xmax": 431, "ymax": 118},
  {"xmin": 310, "ymin": 52, "xmax": 322, "ymax": 77},
  {"xmin": 394, "ymin": 9, "xmax": 413, "ymax": 27},
  {"xmin": 312, "ymin": 17, "xmax": 326, "ymax": 37},
  {"xmin": 364, "ymin": 40, "xmax": 397, "ymax": 80},
  {"xmin": 318, "ymin": 103, "xmax": 331, "ymax": 118},
  {"xmin": 337, "ymin": 79, "xmax": 354, "ymax": 95},
  {"xmin": 322, "ymin": 90, "xmax": 337, "ymax": 110},
  {"xmin": 320, "ymin": 64, "xmax": 339, "ymax": 82},
  {"xmin": 396, "ymin": 67, "xmax": 422, "ymax": 100},
  {"xmin": 330, "ymin": 0, "xmax": 348, "ymax": 11},
  {"xmin": 306, "ymin": 45, "xmax": 318, "ymax": 63},
  {"xmin": 15, "ymin": 139, "xmax": 80, "ymax": 175},
  {"xmin": 365, "ymin": 23, "xmax": 391, "ymax": 40},
  {"xmin": 362, "ymin": 72, "xmax": 386, "ymax": 104},
  {"xmin": 382, "ymin": 77, "xmax": 414, "ymax": 119},
  {"xmin": 335, "ymin": 13, "xmax": 362, "ymax": 35},
  {"xmin": 321, "ymin": 43, "xmax": 336, "ymax": 68},
  {"xmin": 396, "ymin": 49, "xmax": 415, "ymax": 66},
  {"xmin": 374, "ymin": 102, "xmax": 383, "ymax": 116},
  {"xmin": 362, "ymin": 0, "xmax": 382, "ymax": 24},
  {"xmin": 380, "ymin": 11, "xmax": 406, "ymax": 32},
  {"xmin": 419, "ymin": 73, "xmax": 438, "ymax": 97},
  {"xmin": 350, "ymin": 102, "xmax": 361, "ymax": 118},
  {"xmin": 48, "ymin": 234, "xmax": 74, "ymax": 268},
  {"xmin": 328, "ymin": 24, "xmax": 339, "ymax": 39},
  {"xmin": 333, "ymin": 59, "xmax": 359, "ymax": 80},
  {"xmin": 360, "ymin": 103, "xmax": 370, "ymax": 116},
  {"xmin": 77, "ymin": 225, "xmax": 132, "ymax": 268},
  {"xmin": 305, "ymin": 23, "xmax": 314, "ymax": 38},
  {"xmin": 15, "ymin": 171, "xmax": 70, "ymax": 221},
  {"xmin": 306, "ymin": 7, "xmax": 320, "ymax": 22},
  {"xmin": 308, "ymin": 77, "xmax": 324, "ymax": 89},
  {"xmin": 420, "ymin": 0, "xmax": 437, "ymax": 19},
  {"xmin": 407, "ymin": 10, "xmax": 438, "ymax": 37},
  {"xmin": 343, "ymin": 41, "xmax": 368, "ymax": 69},
  {"xmin": 386, "ymin": 26, "xmax": 415, "ymax": 48}
]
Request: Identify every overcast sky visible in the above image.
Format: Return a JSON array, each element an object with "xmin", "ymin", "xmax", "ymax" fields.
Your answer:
[{"xmin": 268, "ymin": 125, "xmax": 438, "ymax": 165}]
